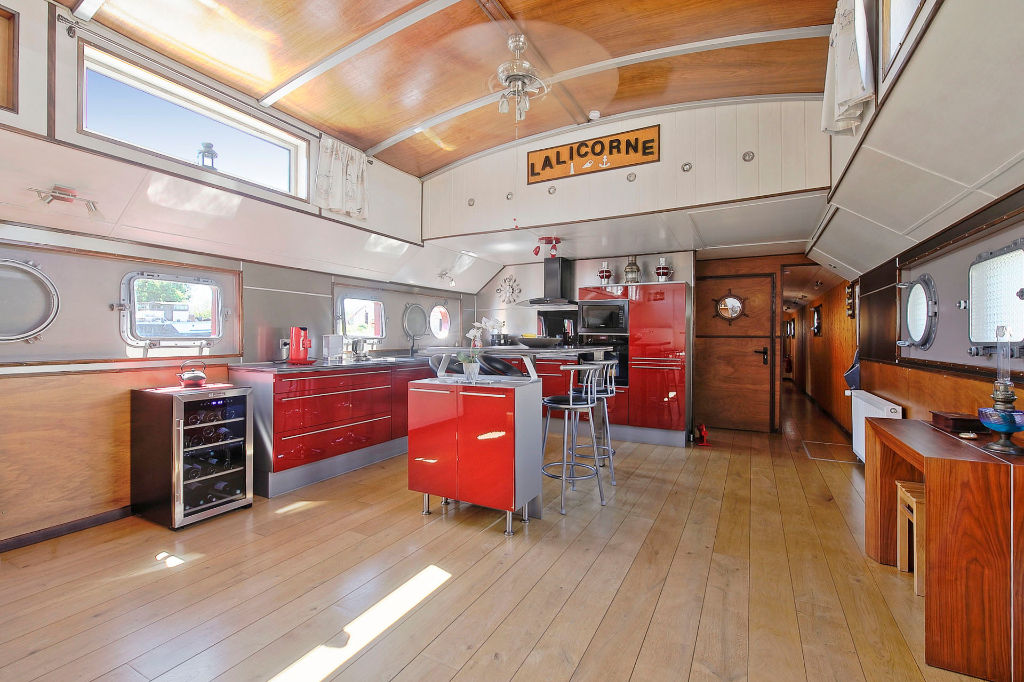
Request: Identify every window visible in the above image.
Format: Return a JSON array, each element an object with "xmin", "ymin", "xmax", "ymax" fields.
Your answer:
[
  {"xmin": 82, "ymin": 45, "xmax": 307, "ymax": 197},
  {"xmin": 121, "ymin": 272, "xmax": 223, "ymax": 346},
  {"xmin": 0, "ymin": 5, "xmax": 16, "ymax": 112},
  {"xmin": 968, "ymin": 243, "xmax": 1024, "ymax": 346},
  {"xmin": 881, "ymin": 0, "xmax": 924, "ymax": 71},
  {"xmin": 341, "ymin": 298, "xmax": 385, "ymax": 338},
  {"xmin": 429, "ymin": 305, "xmax": 451, "ymax": 339}
]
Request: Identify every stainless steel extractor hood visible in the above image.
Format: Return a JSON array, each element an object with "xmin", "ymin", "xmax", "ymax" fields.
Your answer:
[{"xmin": 518, "ymin": 257, "xmax": 577, "ymax": 309}]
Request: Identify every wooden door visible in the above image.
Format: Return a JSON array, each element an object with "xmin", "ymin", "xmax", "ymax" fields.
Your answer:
[{"xmin": 693, "ymin": 274, "xmax": 774, "ymax": 431}]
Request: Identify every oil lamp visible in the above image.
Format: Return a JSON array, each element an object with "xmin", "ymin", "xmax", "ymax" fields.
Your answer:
[{"xmin": 978, "ymin": 326, "xmax": 1024, "ymax": 455}]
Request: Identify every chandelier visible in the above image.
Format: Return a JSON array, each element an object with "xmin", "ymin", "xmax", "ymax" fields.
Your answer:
[{"xmin": 496, "ymin": 34, "xmax": 548, "ymax": 122}]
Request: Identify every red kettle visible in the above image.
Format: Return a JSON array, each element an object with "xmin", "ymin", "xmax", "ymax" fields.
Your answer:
[{"xmin": 288, "ymin": 326, "xmax": 313, "ymax": 364}]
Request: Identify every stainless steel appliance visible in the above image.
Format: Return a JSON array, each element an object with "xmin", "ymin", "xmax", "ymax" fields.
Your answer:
[
  {"xmin": 131, "ymin": 384, "xmax": 253, "ymax": 529},
  {"xmin": 580, "ymin": 333, "xmax": 629, "ymax": 386},
  {"xmin": 518, "ymin": 257, "xmax": 577, "ymax": 309},
  {"xmin": 579, "ymin": 300, "xmax": 628, "ymax": 336}
]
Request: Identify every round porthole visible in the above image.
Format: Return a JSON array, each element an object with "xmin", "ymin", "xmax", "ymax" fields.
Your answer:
[
  {"xmin": 902, "ymin": 273, "xmax": 938, "ymax": 350},
  {"xmin": 0, "ymin": 260, "xmax": 60, "ymax": 343},
  {"xmin": 712, "ymin": 289, "xmax": 747, "ymax": 325},
  {"xmin": 429, "ymin": 305, "xmax": 451, "ymax": 339}
]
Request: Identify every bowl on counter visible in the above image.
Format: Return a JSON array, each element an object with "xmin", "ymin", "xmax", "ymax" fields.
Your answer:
[{"xmin": 516, "ymin": 336, "xmax": 562, "ymax": 348}]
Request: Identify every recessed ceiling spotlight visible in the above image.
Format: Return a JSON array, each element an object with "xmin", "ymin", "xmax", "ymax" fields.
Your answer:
[{"xmin": 588, "ymin": 110, "xmax": 601, "ymax": 121}]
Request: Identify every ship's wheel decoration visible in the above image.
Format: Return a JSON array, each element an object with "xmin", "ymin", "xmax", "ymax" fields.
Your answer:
[
  {"xmin": 496, "ymin": 274, "xmax": 522, "ymax": 304},
  {"xmin": 712, "ymin": 289, "xmax": 748, "ymax": 325}
]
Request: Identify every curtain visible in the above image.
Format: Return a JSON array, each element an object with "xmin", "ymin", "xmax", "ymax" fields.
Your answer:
[
  {"xmin": 314, "ymin": 136, "xmax": 368, "ymax": 219},
  {"xmin": 821, "ymin": 0, "xmax": 875, "ymax": 135}
]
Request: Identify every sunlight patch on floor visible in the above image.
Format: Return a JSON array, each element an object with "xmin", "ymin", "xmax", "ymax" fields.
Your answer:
[
  {"xmin": 274, "ymin": 500, "xmax": 325, "ymax": 515},
  {"xmin": 270, "ymin": 565, "xmax": 452, "ymax": 682}
]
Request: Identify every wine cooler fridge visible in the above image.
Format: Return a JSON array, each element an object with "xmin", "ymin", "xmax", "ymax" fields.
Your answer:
[{"xmin": 131, "ymin": 384, "xmax": 253, "ymax": 529}]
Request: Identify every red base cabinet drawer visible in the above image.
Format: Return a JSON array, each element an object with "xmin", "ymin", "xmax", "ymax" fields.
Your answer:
[
  {"xmin": 273, "ymin": 384, "xmax": 391, "ymax": 433},
  {"xmin": 407, "ymin": 385, "xmax": 458, "ymax": 499},
  {"xmin": 457, "ymin": 387, "xmax": 516, "ymax": 511},
  {"xmin": 273, "ymin": 369, "xmax": 393, "ymax": 395},
  {"xmin": 273, "ymin": 415, "xmax": 391, "ymax": 471}
]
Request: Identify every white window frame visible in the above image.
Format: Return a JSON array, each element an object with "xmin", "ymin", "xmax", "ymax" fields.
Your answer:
[
  {"xmin": 82, "ymin": 44, "xmax": 309, "ymax": 199},
  {"xmin": 120, "ymin": 271, "xmax": 224, "ymax": 348},
  {"xmin": 339, "ymin": 297, "xmax": 386, "ymax": 339}
]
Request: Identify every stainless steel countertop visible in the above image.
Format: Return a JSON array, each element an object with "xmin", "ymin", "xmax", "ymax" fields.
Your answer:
[
  {"xmin": 412, "ymin": 376, "xmax": 539, "ymax": 389},
  {"xmin": 417, "ymin": 345, "xmax": 613, "ymax": 356},
  {"xmin": 229, "ymin": 356, "xmax": 429, "ymax": 374}
]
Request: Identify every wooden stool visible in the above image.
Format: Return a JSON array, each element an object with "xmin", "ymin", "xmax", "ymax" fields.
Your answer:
[{"xmin": 896, "ymin": 480, "xmax": 926, "ymax": 596}]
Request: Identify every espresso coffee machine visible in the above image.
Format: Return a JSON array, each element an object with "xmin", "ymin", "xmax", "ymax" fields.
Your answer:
[{"xmin": 288, "ymin": 326, "xmax": 313, "ymax": 364}]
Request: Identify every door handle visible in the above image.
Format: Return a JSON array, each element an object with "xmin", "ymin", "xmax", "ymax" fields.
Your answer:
[{"xmin": 753, "ymin": 347, "xmax": 768, "ymax": 365}]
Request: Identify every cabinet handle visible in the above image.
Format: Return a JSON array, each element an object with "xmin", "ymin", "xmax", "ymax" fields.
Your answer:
[
  {"xmin": 280, "ymin": 415, "xmax": 390, "ymax": 440},
  {"xmin": 280, "ymin": 385, "xmax": 389, "ymax": 401},
  {"xmin": 461, "ymin": 391, "xmax": 506, "ymax": 398},
  {"xmin": 409, "ymin": 388, "xmax": 453, "ymax": 394},
  {"xmin": 538, "ymin": 373, "xmax": 563, "ymax": 377},
  {"xmin": 631, "ymin": 357, "xmax": 683, "ymax": 361},
  {"xmin": 281, "ymin": 370, "xmax": 390, "ymax": 381},
  {"xmin": 631, "ymin": 365, "xmax": 682, "ymax": 370}
]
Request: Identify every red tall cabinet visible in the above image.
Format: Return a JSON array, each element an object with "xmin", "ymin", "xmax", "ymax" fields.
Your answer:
[{"xmin": 628, "ymin": 282, "xmax": 687, "ymax": 431}]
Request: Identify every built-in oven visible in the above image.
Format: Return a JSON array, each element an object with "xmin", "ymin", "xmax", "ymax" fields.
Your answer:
[
  {"xmin": 579, "ymin": 333, "xmax": 629, "ymax": 387},
  {"xmin": 578, "ymin": 300, "xmax": 628, "ymax": 336}
]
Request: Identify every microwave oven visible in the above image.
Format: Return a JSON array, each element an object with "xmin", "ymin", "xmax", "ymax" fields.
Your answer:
[{"xmin": 578, "ymin": 300, "xmax": 628, "ymax": 335}]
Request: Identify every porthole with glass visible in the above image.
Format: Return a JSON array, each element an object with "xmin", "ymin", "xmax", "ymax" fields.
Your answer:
[
  {"xmin": 712, "ymin": 290, "xmax": 747, "ymax": 325},
  {"xmin": 900, "ymin": 272, "xmax": 938, "ymax": 350},
  {"xmin": 0, "ymin": 260, "xmax": 60, "ymax": 343},
  {"xmin": 429, "ymin": 305, "xmax": 451, "ymax": 339}
]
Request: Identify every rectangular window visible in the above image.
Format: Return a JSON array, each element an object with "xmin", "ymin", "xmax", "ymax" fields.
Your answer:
[
  {"xmin": 82, "ymin": 45, "xmax": 307, "ymax": 198},
  {"xmin": 0, "ymin": 6, "xmax": 16, "ymax": 112},
  {"xmin": 341, "ymin": 298, "xmax": 385, "ymax": 338},
  {"xmin": 121, "ymin": 272, "xmax": 223, "ymax": 346},
  {"xmin": 882, "ymin": 0, "xmax": 924, "ymax": 71}
]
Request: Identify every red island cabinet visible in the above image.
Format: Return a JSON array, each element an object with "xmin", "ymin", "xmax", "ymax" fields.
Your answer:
[
  {"xmin": 408, "ymin": 378, "xmax": 542, "ymax": 531},
  {"xmin": 628, "ymin": 283, "xmax": 687, "ymax": 431}
]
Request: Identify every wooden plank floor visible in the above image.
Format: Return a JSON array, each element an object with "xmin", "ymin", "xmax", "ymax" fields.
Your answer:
[{"xmin": 0, "ymin": 384, "xmax": 980, "ymax": 682}]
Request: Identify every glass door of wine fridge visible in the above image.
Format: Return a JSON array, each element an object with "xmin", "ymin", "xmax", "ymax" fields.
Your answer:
[
  {"xmin": 131, "ymin": 384, "xmax": 253, "ymax": 529},
  {"xmin": 176, "ymin": 391, "xmax": 253, "ymax": 526}
]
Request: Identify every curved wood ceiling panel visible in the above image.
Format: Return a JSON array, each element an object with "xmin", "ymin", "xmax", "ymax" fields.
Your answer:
[
  {"xmin": 377, "ymin": 38, "xmax": 827, "ymax": 176},
  {"xmin": 88, "ymin": 0, "xmax": 431, "ymax": 97},
  {"xmin": 273, "ymin": 0, "xmax": 516, "ymax": 150},
  {"xmin": 373, "ymin": 93, "xmax": 576, "ymax": 176},
  {"xmin": 563, "ymin": 38, "xmax": 828, "ymax": 118},
  {"xmin": 503, "ymin": 0, "xmax": 836, "ymax": 72}
]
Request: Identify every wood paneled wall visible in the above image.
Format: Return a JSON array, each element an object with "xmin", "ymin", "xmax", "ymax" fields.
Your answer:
[
  {"xmin": 696, "ymin": 253, "xmax": 815, "ymax": 430},
  {"xmin": 0, "ymin": 7, "xmax": 14, "ymax": 111},
  {"xmin": 0, "ymin": 365, "xmax": 229, "ymax": 544},
  {"xmin": 806, "ymin": 281, "xmax": 856, "ymax": 431}
]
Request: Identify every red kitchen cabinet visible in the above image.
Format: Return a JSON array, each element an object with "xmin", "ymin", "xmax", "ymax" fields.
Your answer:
[
  {"xmin": 456, "ymin": 387, "xmax": 516, "ymax": 511},
  {"xmin": 273, "ymin": 383, "xmax": 391, "ymax": 433},
  {"xmin": 407, "ymin": 384, "xmax": 459, "ymax": 500},
  {"xmin": 407, "ymin": 379, "xmax": 542, "ymax": 517},
  {"xmin": 535, "ymin": 358, "xmax": 569, "ymax": 415},
  {"xmin": 629, "ymin": 283, "xmax": 687, "ymax": 361},
  {"xmin": 628, "ymin": 364, "xmax": 685, "ymax": 430},
  {"xmin": 578, "ymin": 285, "xmax": 631, "ymax": 301},
  {"xmin": 273, "ymin": 368, "xmax": 392, "ymax": 394},
  {"xmin": 391, "ymin": 363, "xmax": 437, "ymax": 437},
  {"xmin": 606, "ymin": 386, "xmax": 629, "ymax": 425},
  {"xmin": 274, "ymin": 415, "xmax": 392, "ymax": 470}
]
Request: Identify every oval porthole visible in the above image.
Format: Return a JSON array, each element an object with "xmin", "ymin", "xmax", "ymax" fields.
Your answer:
[
  {"xmin": 902, "ymin": 273, "xmax": 938, "ymax": 350},
  {"xmin": 0, "ymin": 259, "xmax": 60, "ymax": 342},
  {"xmin": 429, "ymin": 304, "xmax": 451, "ymax": 339}
]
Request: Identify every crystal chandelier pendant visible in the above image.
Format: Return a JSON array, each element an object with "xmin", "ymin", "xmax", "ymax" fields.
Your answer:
[{"xmin": 495, "ymin": 34, "xmax": 548, "ymax": 122}]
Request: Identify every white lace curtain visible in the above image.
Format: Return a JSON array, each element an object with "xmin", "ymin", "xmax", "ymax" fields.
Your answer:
[
  {"xmin": 314, "ymin": 136, "xmax": 368, "ymax": 219},
  {"xmin": 821, "ymin": 0, "xmax": 875, "ymax": 135}
]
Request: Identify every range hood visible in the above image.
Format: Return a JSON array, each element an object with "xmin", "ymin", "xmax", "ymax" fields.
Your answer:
[{"xmin": 518, "ymin": 257, "xmax": 577, "ymax": 309}]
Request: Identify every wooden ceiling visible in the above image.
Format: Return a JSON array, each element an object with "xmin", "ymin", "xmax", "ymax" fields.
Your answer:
[{"xmin": 65, "ymin": 0, "xmax": 834, "ymax": 177}]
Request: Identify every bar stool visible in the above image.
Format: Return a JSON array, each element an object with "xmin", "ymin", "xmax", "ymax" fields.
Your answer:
[
  {"xmin": 896, "ymin": 479, "xmax": 926, "ymax": 596},
  {"xmin": 541, "ymin": 364, "xmax": 606, "ymax": 515},
  {"xmin": 569, "ymin": 359, "xmax": 617, "ymax": 486}
]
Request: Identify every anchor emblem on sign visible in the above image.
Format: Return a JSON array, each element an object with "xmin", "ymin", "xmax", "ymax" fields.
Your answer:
[{"xmin": 599, "ymin": 155, "xmax": 610, "ymax": 168}]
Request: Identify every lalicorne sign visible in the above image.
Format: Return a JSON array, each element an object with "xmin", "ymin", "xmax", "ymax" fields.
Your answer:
[{"xmin": 526, "ymin": 124, "xmax": 660, "ymax": 184}]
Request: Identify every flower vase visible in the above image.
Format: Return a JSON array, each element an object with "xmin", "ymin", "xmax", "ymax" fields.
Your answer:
[{"xmin": 464, "ymin": 361, "xmax": 481, "ymax": 384}]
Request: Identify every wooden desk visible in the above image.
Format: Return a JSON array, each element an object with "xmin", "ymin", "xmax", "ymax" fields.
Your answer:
[{"xmin": 865, "ymin": 418, "xmax": 1024, "ymax": 682}]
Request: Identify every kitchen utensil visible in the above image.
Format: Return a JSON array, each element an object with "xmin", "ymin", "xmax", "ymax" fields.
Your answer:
[
  {"xmin": 288, "ymin": 326, "xmax": 314, "ymax": 364},
  {"xmin": 176, "ymin": 360, "xmax": 208, "ymax": 388}
]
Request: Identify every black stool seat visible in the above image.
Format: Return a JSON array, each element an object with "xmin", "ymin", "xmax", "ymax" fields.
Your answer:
[
  {"xmin": 478, "ymin": 354, "xmax": 525, "ymax": 377},
  {"xmin": 542, "ymin": 394, "xmax": 578, "ymax": 407}
]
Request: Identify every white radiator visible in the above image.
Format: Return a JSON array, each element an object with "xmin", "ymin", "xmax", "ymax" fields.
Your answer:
[{"xmin": 848, "ymin": 390, "xmax": 903, "ymax": 461}]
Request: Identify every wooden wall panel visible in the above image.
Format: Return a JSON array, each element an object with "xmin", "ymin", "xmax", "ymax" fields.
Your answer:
[
  {"xmin": 0, "ymin": 366, "xmax": 229, "ymax": 543},
  {"xmin": 696, "ymin": 253, "xmax": 815, "ymax": 430},
  {"xmin": 0, "ymin": 7, "xmax": 14, "ymax": 111},
  {"xmin": 806, "ymin": 281, "xmax": 856, "ymax": 431}
]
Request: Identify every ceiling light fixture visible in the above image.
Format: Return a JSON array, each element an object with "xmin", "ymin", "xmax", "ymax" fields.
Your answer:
[
  {"xmin": 496, "ymin": 34, "xmax": 548, "ymax": 122},
  {"xmin": 29, "ymin": 185, "xmax": 101, "ymax": 218},
  {"xmin": 533, "ymin": 236, "xmax": 561, "ymax": 258},
  {"xmin": 438, "ymin": 270, "xmax": 456, "ymax": 288}
]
